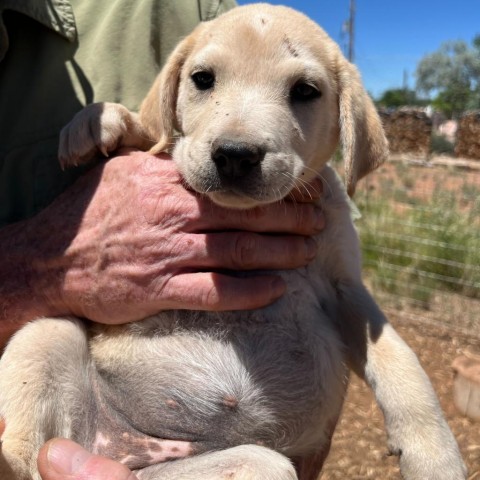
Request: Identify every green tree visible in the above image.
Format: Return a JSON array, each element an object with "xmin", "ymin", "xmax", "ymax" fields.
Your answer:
[
  {"xmin": 377, "ymin": 88, "xmax": 427, "ymax": 108},
  {"xmin": 416, "ymin": 38, "xmax": 480, "ymax": 118},
  {"xmin": 474, "ymin": 34, "xmax": 480, "ymax": 50}
]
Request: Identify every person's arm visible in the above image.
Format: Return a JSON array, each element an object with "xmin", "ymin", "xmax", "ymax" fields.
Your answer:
[
  {"xmin": 0, "ymin": 150, "xmax": 324, "ymax": 350},
  {"xmin": 0, "ymin": 219, "xmax": 50, "ymax": 347}
]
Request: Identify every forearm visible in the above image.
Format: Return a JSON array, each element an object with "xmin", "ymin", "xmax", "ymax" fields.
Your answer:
[{"xmin": 0, "ymin": 218, "xmax": 61, "ymax": 350}]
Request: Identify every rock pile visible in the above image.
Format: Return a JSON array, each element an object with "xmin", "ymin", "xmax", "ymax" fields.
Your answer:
[
  {"xmin": 455, "ymin": 111, "xmax": 480, "ymax": 160},
  {"xmin": 379, "ymin": 107, "xmax": 432, "ymax": 156}
]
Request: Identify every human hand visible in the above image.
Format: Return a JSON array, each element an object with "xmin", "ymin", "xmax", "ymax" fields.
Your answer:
[
  {"xmin": 37, "ymin": 439, "xmax": 138, "ymax": 480},
  {"xmin": 1, "ymin": 150, "xmax": 324, "ymax": 337}
]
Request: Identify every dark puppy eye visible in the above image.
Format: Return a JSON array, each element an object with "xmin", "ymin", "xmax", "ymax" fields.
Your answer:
[
  {"xmin": 191, "ymin": 71, "xmax": 215, "ymax": 90},
  {"xmin": 290, "ymin": 82, "xmax": 322, "ymax": 102}
]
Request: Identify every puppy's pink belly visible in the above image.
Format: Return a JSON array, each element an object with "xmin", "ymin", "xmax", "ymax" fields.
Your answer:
[{"xmin": 92, "ymin": 431, "xmax": 193, "ymax": 469}]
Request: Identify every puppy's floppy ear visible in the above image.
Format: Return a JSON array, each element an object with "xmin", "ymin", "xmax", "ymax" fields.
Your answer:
[
  {"xmin": 139, "ymin": 28, "xmax": 201, "ymax": 154},
  {"xmin": 337, "ymin": 57, "xmax": 389, "ymax": 196}
]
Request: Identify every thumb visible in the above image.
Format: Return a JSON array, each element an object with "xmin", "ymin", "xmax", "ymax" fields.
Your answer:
[{"xmin": 38, "ymin": 438, "xmax": 138, "ymax": 480}]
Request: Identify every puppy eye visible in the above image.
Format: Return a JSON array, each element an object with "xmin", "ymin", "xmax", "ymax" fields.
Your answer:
[
  {"xmin": 290, "ymin": 82, "xmax": 322, "ymax": 102},
  {"xmin": 191, "ymin": 71, "xmax": 215, "ymax": 90}
]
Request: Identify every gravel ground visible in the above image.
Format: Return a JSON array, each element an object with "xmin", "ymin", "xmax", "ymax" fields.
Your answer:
[{"xmin": 321, "ymin": 315, "xmax": 480, "ymax": 479}]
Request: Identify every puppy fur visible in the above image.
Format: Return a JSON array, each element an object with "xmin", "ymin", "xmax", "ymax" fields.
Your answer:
[{"xmin": 0, "ymin": 4, "xmax": 466, "ymax": 480}]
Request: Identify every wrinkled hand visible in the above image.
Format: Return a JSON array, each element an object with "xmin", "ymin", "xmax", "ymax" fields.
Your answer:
[
  {"xmin": 38, "ymin": 439, "xmax": 138, "ymax": 480},
  {"xmin": 22, "ymin": 150, "xmax": 324, "ymax": 324}
]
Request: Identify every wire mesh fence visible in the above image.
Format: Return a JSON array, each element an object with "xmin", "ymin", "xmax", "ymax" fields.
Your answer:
[{"xmin": 354, "ymin": 157, "xmax": 480, "ymax": 339}]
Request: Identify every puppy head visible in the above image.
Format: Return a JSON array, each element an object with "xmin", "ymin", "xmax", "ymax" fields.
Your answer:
[{"xmin": 140, "ymin": 4, "xmax": 388, "ymax": 207}]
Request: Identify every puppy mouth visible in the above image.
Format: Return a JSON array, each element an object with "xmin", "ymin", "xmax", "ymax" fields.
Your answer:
[
  {"xmin": 207, "ymin": 189, "xmax": 276, "ymax": 209},
  {"xmin": 196, "ymin": 177, "xmax": 294, "ymax": 209},
  {"xmin": 192, "ymin": 167, "xmax": 295, "ymax": 209},
  {"xmin": 176, "ymin": 140, "xmax": 301, "ymax": 208},
  {"xmin": 209, "ymin": 193, "xmax": 258, "ymax": 209}
]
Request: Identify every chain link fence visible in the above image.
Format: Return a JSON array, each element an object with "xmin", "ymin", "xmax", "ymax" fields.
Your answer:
[{"xmin": 355, "ymin": 157, "xmax": 480, "ymax": 339}]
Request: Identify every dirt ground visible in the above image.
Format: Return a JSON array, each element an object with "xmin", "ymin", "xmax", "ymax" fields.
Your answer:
[{"xmin": 321, "ymin": 314, "xmax": 480, "ymax": 479}]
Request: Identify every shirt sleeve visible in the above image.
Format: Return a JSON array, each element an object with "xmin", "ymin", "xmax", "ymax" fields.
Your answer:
[{"xmin": 0, "ymin": 0, "xmax": 237, "ymax": 226}]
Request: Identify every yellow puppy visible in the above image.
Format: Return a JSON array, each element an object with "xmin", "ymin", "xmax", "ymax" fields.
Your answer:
[{"xmin": 1, "ymin": 4, "xmax": 466, "ymax": 480}]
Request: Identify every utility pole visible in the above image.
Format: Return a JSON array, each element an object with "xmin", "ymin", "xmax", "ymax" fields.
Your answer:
[
  {"xmin": 348, "ymin": 0, "xmax": 355, "ymax": 63},
  {"xmin": 403, "ymin": 69, "xmax": 409, "ymax": 91}
]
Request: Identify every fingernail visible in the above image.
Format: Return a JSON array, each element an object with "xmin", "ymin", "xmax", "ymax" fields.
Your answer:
[
  {"xmin": 305, "ymin": 237, "xmax": 318, "ymax": 259},
  {"xmin": 314, "ymin": 207, "xmax": 325, "ymax": 230},
  {"xmin": 47, "ymin": 439, "xmax": 91, "ymax": 475}
]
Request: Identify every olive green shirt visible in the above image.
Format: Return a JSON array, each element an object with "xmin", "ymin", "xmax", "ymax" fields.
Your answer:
[{"xmin": 0, "ymin": 0, "xmax": 236, "ymax": 226}]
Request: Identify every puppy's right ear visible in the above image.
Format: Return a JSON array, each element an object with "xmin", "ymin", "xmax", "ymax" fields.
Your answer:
[
  {"xmin": 337, "ymin": 57, "xmax": 389, "ymax": 196},
  {"xmin": 139, "ymin": 28, "xmax": 201, "ymax": 154}
]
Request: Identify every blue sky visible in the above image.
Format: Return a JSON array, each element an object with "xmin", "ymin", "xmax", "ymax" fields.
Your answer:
[{"xmin": 236, "ymin": 0, "xmax": 480, "ymax": 98}]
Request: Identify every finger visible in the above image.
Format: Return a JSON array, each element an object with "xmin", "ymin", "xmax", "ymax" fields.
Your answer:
[
  {"xmin": 158, "ymin": 272, "xmax": 287, "ymax": 311},
  {"xmin": 177, "ymin": 232, "xmax": 318, "ymax": 270},
  {"xmin": 193, "ymin": 201, "xmax": 325, "ymax": 236},
  {"xmin": 286, "ymin": 177, "xmax": 324, "ymax": 203},
  {"xmin": 121, "ymin": 153, "xmax": 325, "ymax": 235},
  {"xmin": 38, "ymin": 439, "xmax": 138, "ymax": 480}
]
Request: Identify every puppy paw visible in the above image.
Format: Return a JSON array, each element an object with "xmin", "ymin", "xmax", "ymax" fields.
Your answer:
[
  {"xmin": 398, "ymin": 448, "xmax": 466, "ymax": 480},
  {"xmin": 58, "ymin": 102, "xmax": 134, "ymax": 169},
  {"xmin": 387, "ymin": 433, "xmax": 467, "ymax": 480}
]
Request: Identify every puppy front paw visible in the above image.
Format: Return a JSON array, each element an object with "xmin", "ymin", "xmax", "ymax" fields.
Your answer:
[
  {"xmin": 388, "ymin": 434, "xmax": 467, "ymax": 480},
  {"xmin": 58, "ymin": 102, "xmax": 133, "ymax": 169},
  {"xmin": 399, "ymin": 448, "xmax": 466, "ymax": 480}
]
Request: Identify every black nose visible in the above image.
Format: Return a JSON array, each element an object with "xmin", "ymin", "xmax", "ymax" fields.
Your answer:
[{"xmin": 212, "ymin": 141, "xmax": 264, "ymax": 179}]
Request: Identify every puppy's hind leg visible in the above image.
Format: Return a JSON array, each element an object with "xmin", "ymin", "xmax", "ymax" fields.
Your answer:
[
  {"xmin": 1, "ymin": 420, "xmax": 25, "ymax": 480},
  {"xmin": 0, "ymin": 318, "xmax": 92, "ymax": 480},
  {"xmin": 135, "ymin": 445, "xmax": 297, "ymax": 480}
]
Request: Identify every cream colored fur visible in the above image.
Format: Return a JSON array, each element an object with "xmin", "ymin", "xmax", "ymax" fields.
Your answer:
[{"xmin": 1, "ymin": 4, "xmax": 466, "ymax": 480}]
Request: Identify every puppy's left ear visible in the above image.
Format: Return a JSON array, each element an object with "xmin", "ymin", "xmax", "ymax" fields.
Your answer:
[
  {"xmin": 337, "ymin": 58, "xmax": 389, "ymax": 196},
  {"xmin": 139, "ymin": 26, "xmax": 203, "ymax": 154}
]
